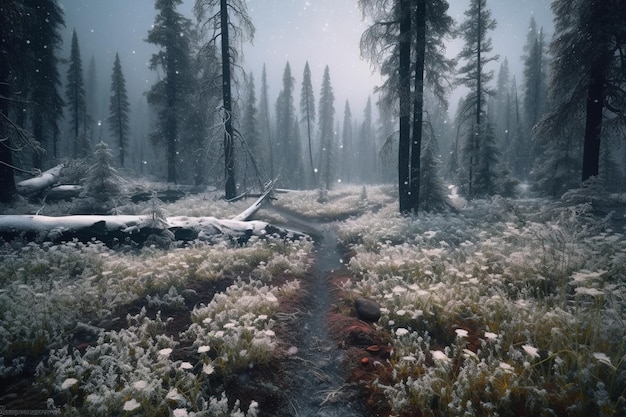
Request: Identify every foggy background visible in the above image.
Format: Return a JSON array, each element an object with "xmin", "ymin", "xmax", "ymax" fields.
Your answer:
[{"xmin": 59, "ymin": 0, "xmax": 554, "ymax": 124}]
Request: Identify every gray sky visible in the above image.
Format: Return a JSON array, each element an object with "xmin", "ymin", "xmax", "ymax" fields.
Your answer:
[{"xmin": 59, "ymin": 0, "xmax": 553, "ymax": 122}]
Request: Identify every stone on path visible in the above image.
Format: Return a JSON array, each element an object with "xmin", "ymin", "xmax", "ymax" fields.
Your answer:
[{"xmin": 354, "ymin": 297, "xmax": 381, "ymax": 322}]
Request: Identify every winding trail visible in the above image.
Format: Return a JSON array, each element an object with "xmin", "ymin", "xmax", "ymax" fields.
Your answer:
[{"xmin": 262, "ymin": 208, "xmax": 369, "ymax": 417}]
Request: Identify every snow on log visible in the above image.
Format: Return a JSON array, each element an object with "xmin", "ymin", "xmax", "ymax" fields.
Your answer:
[
  {"xmin": 16, "ymin": 164, "xmax": 64, "ymax": 195},
  {"xmin": 0, "ymin": 214, "xmax": 306, "ymax": 246},
  {"xmin": 231, "ymin": 179, "xmax": 276, "ymax": 222},
  {"xmin": 46, "ymin": 184, "xmax": 83, "ymax": 201}
]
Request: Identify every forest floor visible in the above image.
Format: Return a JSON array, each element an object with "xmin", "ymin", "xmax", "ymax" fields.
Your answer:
[{"xmin": 0, "ymin": 183, "xmax": 625, "ymax": 417}]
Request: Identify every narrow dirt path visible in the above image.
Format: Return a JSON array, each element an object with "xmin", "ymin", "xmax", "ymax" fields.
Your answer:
[{"xmin": 261, "ymin": 207, "xmax": 369, "ymax": 416}]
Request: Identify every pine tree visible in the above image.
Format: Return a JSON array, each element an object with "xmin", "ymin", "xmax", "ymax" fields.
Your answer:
[
  {"xmin": 359, "ymin": 96, "xmax": 375, "ymax": 182},
  {"xmin": 146, "ymin": 0, "xmax": 194, "ymax": 184},
  {"xmin": 185, "ymin": 41, "xmax": 221, "ymax": 186},
  {"xmin": 493, "ymin": 59, "xmax": 511, "ymax": 153},
  {"xmin": 259, "ymin": 65, "xmax": 273, "ymax": 179},
  {"xmin": 1, "ymin": 1, "xmax": 65, "ymax": 201},
  {"xmin": 318, "ymin": 66, "xmax": 335, "ymax": 190},
  {"xmin": 275, "ymin": 62, "xmax": 301, "ymax": 188},
  {"xmin": 340, "ymin": 100, "xmax": 353, "ymax": 183},
  {"xmin": 535, "ymin": 0, "xmax": 626, "ymax": 188},
  {"xmin": 107, "ymin": 53, "xmax": 131, "ymax": 167},
  {"xmin": 522, "ymin": 17, "xmax": 548, "ymax": 136},
  {"xmin": 359, "ymin": 0, "xmax": 454, "ymax": 213},
  {"xmin": 24, "ymin": 0, "xmax": 65, "ymax": 168},
  {"xmin": 65, "ymin": 29, "xmax": 90, "ymax": 158},
  {"xmin": 456, "ymin": 0, "xmax": 510, "ymax": 198},
  {"xmin": 241, "ymin": 72, "xmax": 263, "ymax": 187},
  {"xmin": 82, "ymin": 141, "xmax": 122, "ymax": 210},
  {"xmin": 300, "ymin": 62, "xmax": 316, "ymax": 186},
  {"xmin": 86, "ymin": 55, "xmax": 99, "ymax": 139}
]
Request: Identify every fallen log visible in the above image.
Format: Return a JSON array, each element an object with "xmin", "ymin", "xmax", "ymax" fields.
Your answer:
[
  {"xmin": 231, "ymin": 179, "xmax": 276, "ymax": 222},
  {"xmin": 46, "ymin": 184, "xmax": 83, "ymax": 201},
  {"xmin": 0, "ymin": 214, "xmax": 306, "ymax": 247},
  {"xmin": 16, "ymin": 164, "xmax": 64, "ymax": 195}
]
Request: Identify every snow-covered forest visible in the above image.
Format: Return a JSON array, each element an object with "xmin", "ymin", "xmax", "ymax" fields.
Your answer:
[{"xmin": 0, "ymin": 0, "xmax": 625, "ymax": 416}]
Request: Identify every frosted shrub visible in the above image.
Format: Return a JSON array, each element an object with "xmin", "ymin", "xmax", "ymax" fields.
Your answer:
[
  {"xmin": 185, "ymin": 277, "xmax": 299, "ymax": 374},
  {"xmin": 338, "ymin": 195, "xmax": 626, "ymax": 416}
]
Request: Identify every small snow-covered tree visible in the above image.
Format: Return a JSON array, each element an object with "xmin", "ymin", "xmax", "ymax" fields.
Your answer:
[{"xmin": 83, "ymin": 141, "xmax": 122, "ymax": 207}]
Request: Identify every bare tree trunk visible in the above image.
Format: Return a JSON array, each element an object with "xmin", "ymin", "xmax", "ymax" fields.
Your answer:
[
  {"xmin": 0, "ymin": 59, "xmax": 16, "ymax": 203},
  {"xmin": 409, "ymin": 0, "xmax": 427, "ymax": 214},
  {"xmin": 220, "ymin": 0, "xmax": 237, "ymax": 199},
  {"xmin": 398, "ymin": 0, "xmax": 412, "ymax": 214},
  {"xmin": 581, "ymin": 62, "xmax": 605, "ymax": 183}
]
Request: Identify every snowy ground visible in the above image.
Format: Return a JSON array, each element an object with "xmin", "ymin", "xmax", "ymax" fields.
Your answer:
[{"xmin": 0, "ymin": 183, "xmax": 624, "ymax": 416}]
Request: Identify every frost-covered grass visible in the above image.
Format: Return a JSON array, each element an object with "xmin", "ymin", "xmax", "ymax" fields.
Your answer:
[
  {"xmin": 338, "ymin": 195, "xmax": 626, "ymax": 416},
  {"xmin": 272, "ymin": 184, "xmax": 396, "ymax": 220},
  {"xmin": 3, "ymin": 183, "xmax": 625, "ymax": 416},
  {"xmin": 0, "ymin": 223, "xmax": 312, "ymax": 415}
]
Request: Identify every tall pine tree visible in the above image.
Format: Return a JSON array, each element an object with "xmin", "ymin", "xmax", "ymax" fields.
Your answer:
[
  {"xmin": 300, "ymin": 62, "xmax": 316, "ymax": 186},
  {"xmin": 25, "ymin": 0, "xmax": 65, "ymax": 168},
  {"xmin": 107, "ymin": 53, "xmax": 131, "ymax": 168},
  {"xmin": 318, "ymin": 65, "xmax": 335, "ymax": 190},
  {"xmin": 146, "ymin": 0, "xmax": 194, "ymax": 183},
  {"xmin": 275, "ymin": 62, "xmax": 301, "ymax": 188},
  {"xmin": 534, "ymin": 0, "xmax": 626, "ymax": 191},
  {"xmin": 259, "ymin": 64, "xmax": 273, "ymax": 179},
  {"xmin": 0, "ymin": 0, "xmax": 65, "ymax": 201},
  {"xmin": 340, "ymin": 100, "xmax": 353, "ymax": 183},
  {"xmin": 456, "ymin": 0, "xmax": 512, "ymax": 198},
  {"xmin": 65, "ymin": 29, "xmax": 90, "ymax": 158},
  {"xmin": 359, "ymin": 0, "xmax": 454, "ymax": 213}
]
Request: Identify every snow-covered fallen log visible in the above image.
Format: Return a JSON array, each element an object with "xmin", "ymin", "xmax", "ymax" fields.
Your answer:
[
  {"xmin": 0, "ymin": 214, "xmax": 306, "ymax": 246},
  {"xmin": 231, "ymin": 179, "xmax": 276, "ymax": 222},
  {"xmin": 16, "ymin": 164, "xmax": 64, "ymax": 195},
  {"xmin": 46, "ymin": 184, "xmax": 83, "ymax": 201}
]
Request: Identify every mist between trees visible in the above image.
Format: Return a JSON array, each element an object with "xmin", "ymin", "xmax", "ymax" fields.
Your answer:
[{"xmin": 1, "ymin": 0, "xmax": 625, "ymax": 212}]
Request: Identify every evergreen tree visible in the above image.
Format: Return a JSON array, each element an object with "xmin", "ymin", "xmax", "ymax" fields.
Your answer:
[
  {"xmin": 146, "ymin": 0, "xmax": 194, "ymax": 184},
  {"xmin": 318, "ymin": 65, "xmax": 335, "ymax": 190},
  {"xmin": 507, "ymin": 77, "xmax": 527, "ymax": 180},
  {"xmin": 377, "ymin": 101, "xmax": 397, "ymax": 183},
  {"xmin": 241, "ymin": 72, "xmax": 263, "ymax": 187},
  {"xmin": 340, "ymin": 100, "xmax": 353, "ymax": 183},
  {"xmin": 493, "ymin": 59, "xmax": 511, "ymax": 153},
  {"xmin": 275, "ymin": 62, "xmax": 301, "ymax": 188},
  {"xmin": 456, "ymin": 0, "xmax": 510, "ymax": 198},
  {"xmin": 359, "ymin": 96, "xmax": 375, "ymax": 182},
  {"xmin": 195, "ymin": 0, "xmax": 255, "ymax": 199},
  {"xmin": 24, "ymin": 0, "xmax": 65, "ymax": 168},
  {"xmin": 300, "ymin": 62, "xmax": 316, "ymax": 185},
  {"xmin": 259, "ymin": 64, "xmax": 273, "ymax": 179},
  {"xmin": 65, "ymin": 29, "xmax": 90, "ymax": 158},
  {"xmin": 420, "ymin": 114, "xmax": 449, "ymax": 211},
  {"xmin": 1, "ymin": 1, "xmax": 65, "ymax": 201},
  {"xmin": 359, "ymin": 0, "xmax": 454, "ymax": 213},
  {"xmin": 107, "ymin": 53, "xmax": 131, "ymax": 167},
  {"xmin": 534, "ymin": 0, "xmax": 626, "ymax": 189},
  {"xmin": 82, "ymin": 141, "xmax": 122, "ymax": 211},
  {"xmin": 185, "ymin": 41, "xmax": 221, "ymax": 186},
  {"xmin": 522, "ymin": 17, "xmax": 548, "ymax": 137},
  {"xmin": 86, "ymin": 55, "xmax": 100, "ymax": 140}
]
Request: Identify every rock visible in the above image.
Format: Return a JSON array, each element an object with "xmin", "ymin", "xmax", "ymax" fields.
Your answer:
[{"xmin": 354, "ymin": 297, "xmax": 381, "ymax": 322}]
